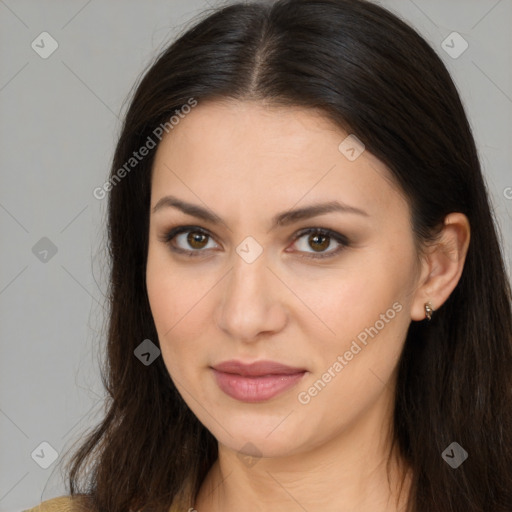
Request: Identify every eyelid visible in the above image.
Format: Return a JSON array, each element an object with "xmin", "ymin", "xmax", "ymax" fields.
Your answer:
[
  {"xmin": 289, "ymin": 227, "xmax": 349, "ymax": 259},
  {"xmin": 159, "ymin": 225, "xmax": 349, "ymax": 259},
  {"xmin": 158, "ymin": 225, "xmax": 219, "ymax": 255}
]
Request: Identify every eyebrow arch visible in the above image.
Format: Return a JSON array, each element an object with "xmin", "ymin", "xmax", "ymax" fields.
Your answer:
[{"xmin": 151, "ymin": 195, "xmax": 369, "ymax": 230}]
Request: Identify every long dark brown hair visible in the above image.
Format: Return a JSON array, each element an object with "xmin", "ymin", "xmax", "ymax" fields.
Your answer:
[{"xmin": 61, "ymin": 0, "xmax": 512, "ymax": 510}]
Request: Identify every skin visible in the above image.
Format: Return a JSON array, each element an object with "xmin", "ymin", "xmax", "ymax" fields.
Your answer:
[{"xmin": 146, "ymin": 100, "xmax": 470, "ymax": 512}]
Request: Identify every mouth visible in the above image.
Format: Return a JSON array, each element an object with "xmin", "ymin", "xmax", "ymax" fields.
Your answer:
[{"xmin": 211, "ymin": 359, "xmax": 308, "ymax": 402}]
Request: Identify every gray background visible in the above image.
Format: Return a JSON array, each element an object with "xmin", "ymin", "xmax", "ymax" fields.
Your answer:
[{"xmin": 1, "ymin": 1, "xmax": 511, "ymax": 511}]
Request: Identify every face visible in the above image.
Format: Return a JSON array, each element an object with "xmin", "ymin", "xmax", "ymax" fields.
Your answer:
[{"xmin": 146, "ymin": 100, "xmax": 421, "ymax": 459}]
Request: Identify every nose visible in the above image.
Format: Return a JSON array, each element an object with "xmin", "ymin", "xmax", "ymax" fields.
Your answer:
[{"xmin": 215, "ymin": 249, "xmax": 288, "ymax": 342}]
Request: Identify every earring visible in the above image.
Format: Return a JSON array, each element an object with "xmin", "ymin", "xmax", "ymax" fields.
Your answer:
[{"xmin": 424, "ymin": 301, "xmax": 434, "ymax": 321}]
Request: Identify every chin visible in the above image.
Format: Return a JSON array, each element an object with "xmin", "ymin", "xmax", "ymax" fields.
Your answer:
[{"xmin": 208, "ymin": 414, "xmax": 308, "ymax": 458}]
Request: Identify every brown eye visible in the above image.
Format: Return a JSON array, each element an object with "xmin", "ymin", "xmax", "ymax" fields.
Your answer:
[
  {"xmin": 187, "ymin": 231, "xmax": 209, "ymax": 249},
  {"xmin": 161, "ymin": 226, "xmax": 219, "ymax": 257},
  {"xmin": 291, "ymin": 228, "xmax": 349, "ymax": 259},
  {"xmin": 307, "ymin": 233, "xmax": 330, "ymax": 252},
  {"xmin": 161, "ymin": 225, "xmax": 348, "ymax": 260}
]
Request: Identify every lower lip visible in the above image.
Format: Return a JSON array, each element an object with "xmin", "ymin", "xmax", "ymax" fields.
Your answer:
[{"xmin": 212, "ymin": 369, "xmax": 307, "ymax": 402}]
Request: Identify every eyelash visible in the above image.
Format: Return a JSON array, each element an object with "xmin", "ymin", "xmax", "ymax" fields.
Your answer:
[{"xmin": 158, "ymin": 225, "xmax": 349, "ymax": 260}]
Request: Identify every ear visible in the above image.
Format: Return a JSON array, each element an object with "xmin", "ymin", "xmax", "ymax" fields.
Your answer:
[{"xmin": 410, "ymin": 212, "xmax": 471, "ymax": 321}]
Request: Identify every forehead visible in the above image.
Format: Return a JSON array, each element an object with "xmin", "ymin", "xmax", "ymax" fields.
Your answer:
[{"xmin": 150, "ymin": 100, "xmax": 406, "ymax": 219}]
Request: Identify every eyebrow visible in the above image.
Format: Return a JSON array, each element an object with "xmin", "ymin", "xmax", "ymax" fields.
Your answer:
[{"xmin": 151, "ymin": 195, "xmax": 369, "ymax": 229}]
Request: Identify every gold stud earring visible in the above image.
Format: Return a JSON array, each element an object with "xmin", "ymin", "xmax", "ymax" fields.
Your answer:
[{"xmin": 424, "ymin": 301, "xmax": 434, "ymax": 321}]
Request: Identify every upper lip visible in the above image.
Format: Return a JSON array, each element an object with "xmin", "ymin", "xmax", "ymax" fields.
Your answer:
[{"xmin": 212, "ymin": 359, "xmax": 306, "ymax": 377}]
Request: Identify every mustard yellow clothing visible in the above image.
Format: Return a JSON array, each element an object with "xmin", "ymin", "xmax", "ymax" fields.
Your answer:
[
  {"xmin": 23, "ymin": 495, "xmax": 180, "ymax": 512},
  {"xmin": 23, "ymin": 496, "xmax": 90, "ymax": 512}
]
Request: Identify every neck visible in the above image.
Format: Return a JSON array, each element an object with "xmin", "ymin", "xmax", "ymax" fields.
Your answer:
[{"xmin": 193, "ymin": 391, "xmax": 412, "ymax": 512}]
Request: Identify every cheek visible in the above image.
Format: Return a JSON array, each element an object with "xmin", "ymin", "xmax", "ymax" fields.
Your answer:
[
  {"xmin": 147, "ymin": 240, "xmax": 195, "ymax": 331},
  {"xmin": 292, "ymin": 277, "xmax": 410, "ymax": 424},
  {"xmin": 290, "ymin": 253, "xmax": 412, "ymax": 340},
  {"xmin": 146, "ymin": 245, "xmax": 216, "ymax": 380}
]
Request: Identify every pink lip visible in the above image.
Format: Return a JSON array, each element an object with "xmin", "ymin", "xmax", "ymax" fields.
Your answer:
[{"xmin": 211, "ymin": 360, "xmax": 307, "ymax": 402}]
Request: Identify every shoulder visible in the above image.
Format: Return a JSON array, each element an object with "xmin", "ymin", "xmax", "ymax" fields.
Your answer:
[
  {"xmin": 23, "ymin": 495, "xmax": 91, "ymax": 512},
  {"xmin": 23, "ymin": 495, "xmax": 180, "ymax": 512}
]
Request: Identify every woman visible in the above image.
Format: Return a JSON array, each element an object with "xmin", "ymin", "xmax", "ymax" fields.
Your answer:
[{"xmin": 26, "ymin": 0, "xmax": 512, "ymax": 511}]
